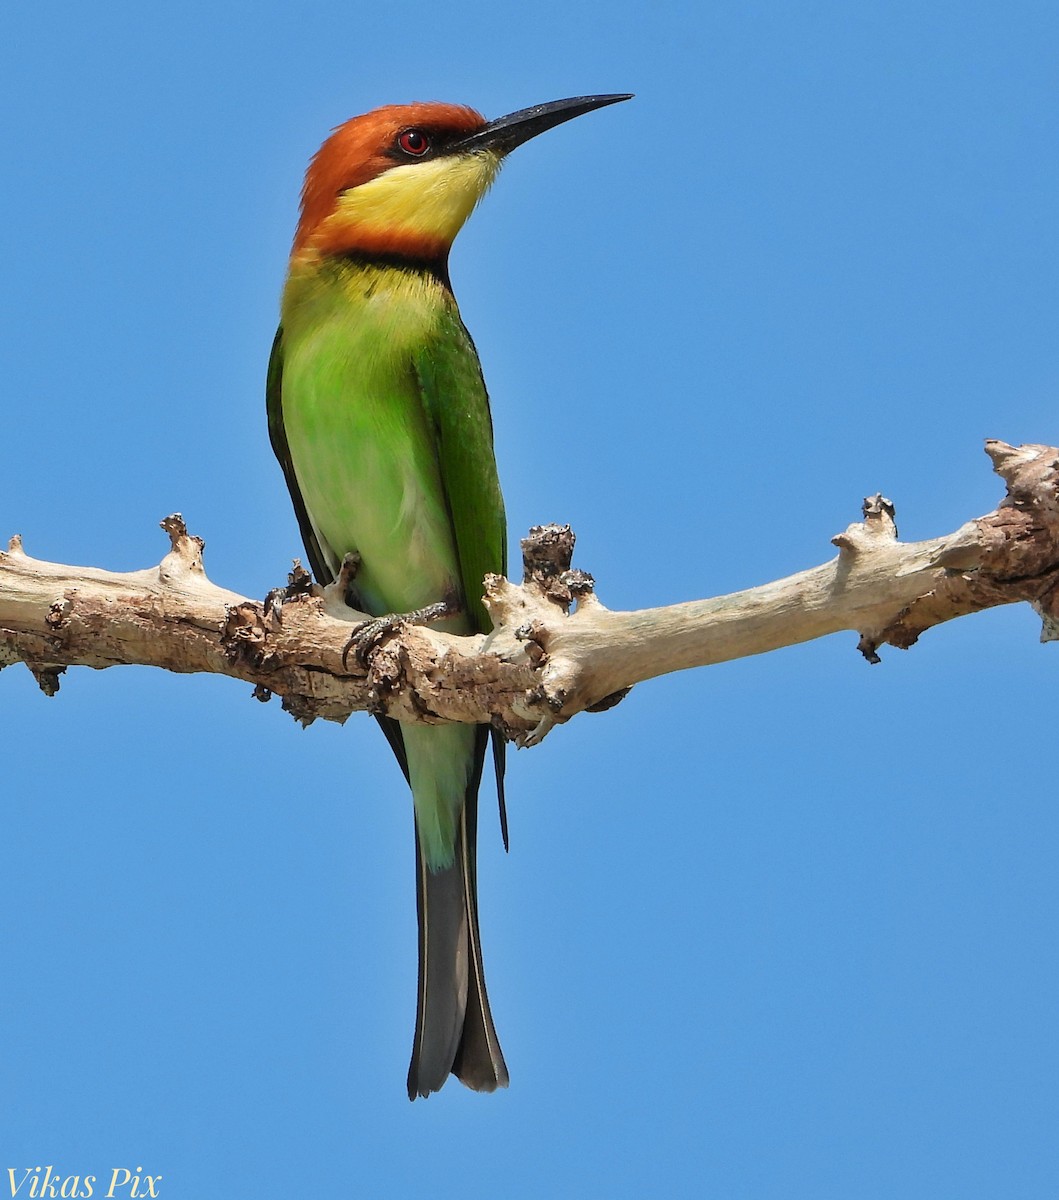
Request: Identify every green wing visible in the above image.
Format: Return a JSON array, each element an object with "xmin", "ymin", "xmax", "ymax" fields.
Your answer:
[
  {"xmin": 412, "ymin": 306, "xmax": 507, "ymax": 636},
  {"xmin": 413, "ymin": 304, "xmax": 509, "ymax": 842}
]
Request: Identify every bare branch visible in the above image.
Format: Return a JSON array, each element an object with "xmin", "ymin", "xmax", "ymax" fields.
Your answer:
[{"xmin": 1, "ymin": 441, "xmax": 1056, "ymax": 745}]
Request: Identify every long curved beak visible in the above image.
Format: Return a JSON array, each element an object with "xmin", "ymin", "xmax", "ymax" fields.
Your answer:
[{"xmin": 453, "ymin": 94, "xmax": 633, "ymax": 156}]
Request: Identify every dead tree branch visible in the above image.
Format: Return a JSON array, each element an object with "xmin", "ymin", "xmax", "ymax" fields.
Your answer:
[{"xmin": 1, "ymin": 440, "xmax": 1056, "ymax": 744}]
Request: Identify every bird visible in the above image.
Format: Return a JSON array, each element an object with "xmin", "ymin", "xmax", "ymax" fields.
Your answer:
[{"xmin": 267, "ymin": 93, "xmax": 631, "ymax": 1099}]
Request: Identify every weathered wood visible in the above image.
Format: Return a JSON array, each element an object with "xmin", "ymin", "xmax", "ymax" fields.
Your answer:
[{"xmin": 1, "ymin": 441, "xmax": 1056, "ymax": 746}]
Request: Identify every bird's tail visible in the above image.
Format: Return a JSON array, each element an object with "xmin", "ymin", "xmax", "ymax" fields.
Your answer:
[{"xmin": 405, "ymin": 724, "xmax": 508, "ymax": 1099}]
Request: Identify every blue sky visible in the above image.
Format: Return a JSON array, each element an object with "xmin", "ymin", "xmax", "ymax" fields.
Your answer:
[{"xmin": 3, "ymin": 2, "xmax": 1059, "ymax": 1197}]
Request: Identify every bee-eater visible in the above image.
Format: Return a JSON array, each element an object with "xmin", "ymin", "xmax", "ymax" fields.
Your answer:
[{"xmin": 267, "ymin": 93, "xmax": 631, "ymax": 1099}]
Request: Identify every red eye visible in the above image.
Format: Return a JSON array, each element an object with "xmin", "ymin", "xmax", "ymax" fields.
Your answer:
[{"xmin": 398, "ymin": 128, "xmax": 430, "ymax": 156}]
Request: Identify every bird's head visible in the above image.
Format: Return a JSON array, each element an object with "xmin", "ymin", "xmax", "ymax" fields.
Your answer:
[{"xmin": 292, "ymin": 95, "xmax": 632, "ymax": 265}]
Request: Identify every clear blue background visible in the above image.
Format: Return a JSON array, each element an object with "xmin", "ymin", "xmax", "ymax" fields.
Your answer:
[{"xmin": 2, "ymin": 2, "xmax": 1059, "ymax": 1197}]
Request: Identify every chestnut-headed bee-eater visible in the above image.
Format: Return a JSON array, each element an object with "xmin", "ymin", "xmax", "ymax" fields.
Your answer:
[{"xmin": 267, "ymin": 94, "xmax": 631, "ymax": 1098}]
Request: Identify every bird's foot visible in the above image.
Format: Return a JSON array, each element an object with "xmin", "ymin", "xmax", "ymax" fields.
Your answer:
[{"xmin": 341, "ymin": 596, "xmax": 460, "ymax": 669}]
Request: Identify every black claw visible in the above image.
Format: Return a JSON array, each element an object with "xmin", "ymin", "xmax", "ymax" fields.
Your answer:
[
  {"xmin": 341, "ymin": 614, "xmax": 408, "ymax": 670},
  {"xmin": 339, "ymin": 596, "xmax": 462, "ymax": 670}
]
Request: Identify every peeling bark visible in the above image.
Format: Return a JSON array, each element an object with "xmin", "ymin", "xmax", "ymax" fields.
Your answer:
[{"xmin": 1, "ymin": 440, "xmax": 1056, "ymax": 746}]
